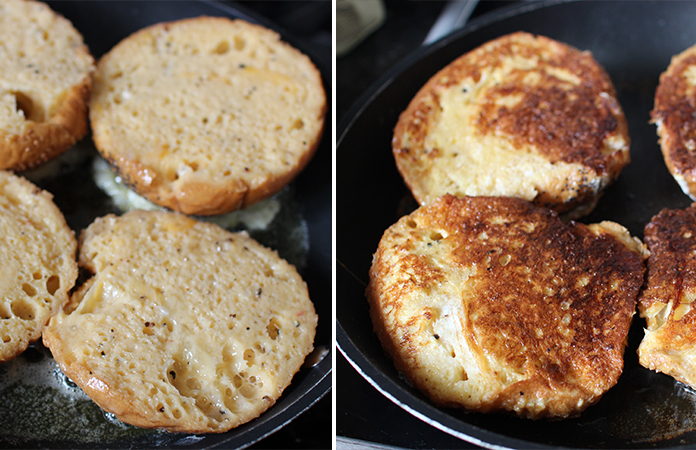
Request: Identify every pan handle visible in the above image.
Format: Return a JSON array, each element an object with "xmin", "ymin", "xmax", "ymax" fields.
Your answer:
[{"xmin": 422, "ymin": 0, "xmax": 480, "ymax": 46}]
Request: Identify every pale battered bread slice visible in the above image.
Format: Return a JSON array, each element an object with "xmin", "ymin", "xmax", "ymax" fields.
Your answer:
[
  {"xmin": 43, "ymin": 210, "xmax": 317, "ymax": 433},
  {"xmin": 0, "ymin": 0, "xmax": 94, "ymax": 170},
  {"xmin": 638, "ymin": 204, "xmax": 696, "ymax": 388},
  {"xmin": 652, "ymin": 43, "xmax": 696, "ymax": 199},
  {"xmin": 89, "ymin": 17, "xmax": 326, "ymax": 216},
  {"xmin": 0, "ymin": 170, "xmax": 77, "ymax": 361},
  {"xmin": 393, "ymin": 32, "xmax": 630, "ymax": 218},
  {"xmin": 367, "ymin": 195, "xmax": 647, "ymax": 419}
]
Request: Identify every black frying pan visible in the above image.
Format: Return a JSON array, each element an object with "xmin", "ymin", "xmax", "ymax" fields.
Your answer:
[
  {"xmin": 0, "ymin": 1, "xmax": 331, "ymax": 448},
  {"xmin": 337, "ymin": 0, "xmax": 696, "ymax": 448}
]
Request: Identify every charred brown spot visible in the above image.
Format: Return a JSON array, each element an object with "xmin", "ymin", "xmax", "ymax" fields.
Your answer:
[
  {"xmin": 476, "ymin": 69, "xmax": 618, "ymax": 173},
  {"xmin": 401, "ymin": 195, "xmax": 644, "ymax": 389},
  {"xmin": 640, "ymin": 206, "xmax": 696, "ymax": 345},
  {"xmin": 653, "ymin": 54, "xmax": 696, "ymax": 177}
]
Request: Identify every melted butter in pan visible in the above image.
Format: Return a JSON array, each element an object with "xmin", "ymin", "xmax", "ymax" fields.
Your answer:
[
  {"xmin": 92, "ymin": 156, "xmax": 281, "ymax": 230},
  {"xmin": 92, "ymin": 156, "xmax": 309, "ymax": 269}
]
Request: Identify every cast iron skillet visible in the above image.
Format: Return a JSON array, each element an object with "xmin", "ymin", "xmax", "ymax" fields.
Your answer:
[
  {"xmin": 337, "ymin": 1, "xmax": 696, "ymax": 448},
  {"xmin": 0, "ymin": 1, "xmax": 331, "ymax": 448}
]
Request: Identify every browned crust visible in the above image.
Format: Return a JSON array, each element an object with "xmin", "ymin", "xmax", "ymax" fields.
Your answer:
[
  {"xmin": 639, "ymin": 204, "xmax": 696, "ymax": 351},
  {"xmin": 392, "ymin": 32, "xmax": 629, "ymax": 214},
  {"xmin": 529, "ymin": 169, "xmax": 603, "ymax": 218},
  {"xmin": 90, "ymin": 16, "xmax": 326, "ymax": 216},
  {"xmin": 367, "ymin": 195, "xmax": 646, "ymax": 418},
  {"xmin": 0, "ymin": 67, "xmax": 92, "ymax": 172},
  {"xmin": 652, "ymin": 46, "xmax": 696, "ymax": 195}
]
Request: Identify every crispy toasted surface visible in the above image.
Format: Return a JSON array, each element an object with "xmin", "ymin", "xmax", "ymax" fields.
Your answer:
[
  {"xmin": 0, "ymin": 170, "xmax": 77, "ymax": 361},
  {"xmin": 638, "ymin": 204, "xmax": 696, "ymax": 387},
  {"xmin": 393, "ymin": 32, "xmax": 629, "ymax": 217},
  {"xmin": 0, "ymin": 0, "xmax": 94, "ymax": 170},
  {"xmin": 43, "ymin": 210, "xmax": 317, "ymax": 433},
  {"xmin": 652, "ymin": 43, "xmax": 696, "ymax": 199},
  {"xmin": 367, "ymin": 195, "xmax": 647, "ymax": 419},
  {"xmin": 89, "ymin": 17, "xmax": 326, "ymax": 216}
]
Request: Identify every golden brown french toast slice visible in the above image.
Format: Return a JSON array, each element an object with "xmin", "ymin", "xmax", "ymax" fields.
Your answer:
[
  {"xmin": 367, "ymin": 195, "xmax": 647, "ymax": 419},
  {"xmin": 393, "ymin": 32, "xmax": 630, "ymax": 218}
]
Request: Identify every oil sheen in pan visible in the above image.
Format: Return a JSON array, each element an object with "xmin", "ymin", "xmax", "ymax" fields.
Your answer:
[
  {"xmin": 0, "ymin": 144, "xmax": 312, "ymax": 445},
  {"xmin": 605, "ymin": 371, "xmax": 696, "ymax": 444},
  {"xmin": 0, "ymin": 342, "xmax": 176, "ymax": 446}
]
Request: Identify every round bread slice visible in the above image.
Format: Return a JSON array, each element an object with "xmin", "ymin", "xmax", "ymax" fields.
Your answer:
[
  {"xmin": 392, "ymin": 32, "xmax": 630, "ymax": 218},
  {"xmin": 0, "ymin": 0, "xmax": 94, "ymax": 171},
  {"xmin": 638, "ymin": 204, "xmax": 696, "ymax": 388},
  {"xmin": 367, "ymin": 195, "xmax": 647, "ymax": 419},
  {"xmin": 89, "ymin": 17, "xmax": 326, "ymax": 216},
  {"xmin": 42, "ymin": 210, "xmax": 317, "ymax": 433},
  {"xmin": 652, "ymin": 43, "xmax": 696, "ymax": 199},
  {"xmin": 0, "ymin": 170, "xmax": 77, "ymax": 361}
]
